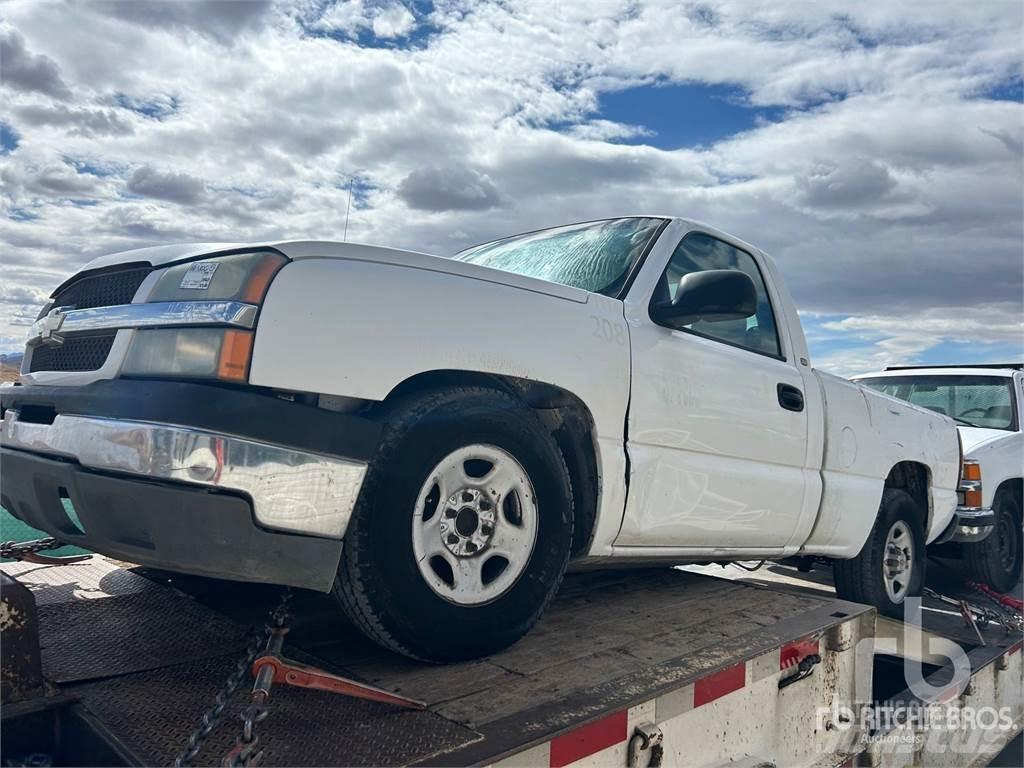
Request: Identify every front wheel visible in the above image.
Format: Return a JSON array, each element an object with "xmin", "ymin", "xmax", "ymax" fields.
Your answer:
[
  {"xmin": 333, "ymin": 386, "xmax": 574, "ymax": 662},
  {"xmin": 833, "ymin": 488, "xmax": 926, "ymax": 619},
  {"xmin": 963, "ymin": 491, "xmax": 1022, "ymax": 594}
]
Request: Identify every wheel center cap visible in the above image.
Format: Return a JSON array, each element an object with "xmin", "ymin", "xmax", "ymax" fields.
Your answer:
[
  {"xmin": 884, "ymin": 544, "xmax": 908, "ymax": 576},
  {"xmin": 455, "ymin": 507, "xmax": 479, "ymax": 536},
  {"xmin": 440, "ymin": 488, "xmax": 496, "ymax": 557}
]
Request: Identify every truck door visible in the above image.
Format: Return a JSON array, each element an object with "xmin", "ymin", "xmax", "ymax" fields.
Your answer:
[{"xmin": 617, "ymin": 230, "xmax": 810, "ymax": 550}]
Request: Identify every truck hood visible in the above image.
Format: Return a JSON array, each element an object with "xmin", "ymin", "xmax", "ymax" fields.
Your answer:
[
  {"xmin": 958, "ymin": 426, "xmax": 1014, "ymax": 454},
  {"xmin": 72, "ymin": 240, "xmax": 590, "ymax": 305}
]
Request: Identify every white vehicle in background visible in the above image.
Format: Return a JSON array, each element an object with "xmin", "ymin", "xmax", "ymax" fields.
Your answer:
[
  {"xmin": 3, "ymin": 216, "xmax": 962, "ymax": 661},
  {"xmin": 855, "ymin": 364, "xmax": 1024, "ymax": 592}
]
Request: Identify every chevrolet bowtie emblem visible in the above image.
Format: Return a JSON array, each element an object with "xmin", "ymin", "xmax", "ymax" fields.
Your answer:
[{"xmin": 32, "ymin": 306, "xmax": 73, "ymax": 347}]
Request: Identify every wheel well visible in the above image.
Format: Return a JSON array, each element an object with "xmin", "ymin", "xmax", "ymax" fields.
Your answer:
[
  {"xmin": 884, "ymin": 461, "xmax": 931, "ymax": 531},
  {"xmin": 378, "ymin": 370, "xmax": 601, "ymax": 558},
  {"xmin": 994, "ymin": 478, "xmax": 1023, "ymax": 519}
]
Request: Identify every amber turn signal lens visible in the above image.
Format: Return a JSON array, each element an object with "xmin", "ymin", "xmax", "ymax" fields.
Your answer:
[
  {"xmin": 217, "ymin": 330, "xmax": 254, "ymax": 381},
  {"xmin": 963, "ymin": 488, "xmax": 983, "ymax": 508},
  {"xmin": 962, "ymin": 461, "xmax": 982, "ymax": 482},
  {"xmin": 241, "ymin": 253, "xmax": 287, "ymax": 303}
]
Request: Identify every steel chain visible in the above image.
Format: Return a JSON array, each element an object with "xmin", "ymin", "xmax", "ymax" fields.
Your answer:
[
  {"xmin": 0, "ymin": 537, "xmax": 64, "ymax": 559},
  {"xmin": 222, "ymin": 590, "xmax": 293, "ymax": 768},
  {"xmin": 172, "ymin": 627, "xmax": 266, "ymax": 767},
  {"xmin": 173, "ymin": 590, "xmax": 291, "ymax": 768},
  {"xmin": 923, "ymin": 586, "xmax": 1021, "ymax": 634},
  {"xmin": 966, "ymin": 585, "xmax": 1024, "ymax": 632}
]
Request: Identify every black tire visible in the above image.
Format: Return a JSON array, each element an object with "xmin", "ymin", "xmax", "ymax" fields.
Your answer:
[
  {"xmin": 333, "ymin": 385, "xmax": 574, "ymax": 662},
  {"xmin": 833, "ymin": 488, "xmax": 926, "ymax": 619},
  {"xmin": 963, "ymin": 491, "xmax": 1022, "ymax": 594}
]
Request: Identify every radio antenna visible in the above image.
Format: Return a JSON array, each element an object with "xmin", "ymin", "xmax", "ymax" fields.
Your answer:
[{"xmin": 343, "ymin": 177, "xmax": 354, "ymax": 242}]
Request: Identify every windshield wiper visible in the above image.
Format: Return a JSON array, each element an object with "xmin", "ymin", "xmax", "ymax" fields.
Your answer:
[{"xmin": 951, "ymin": 415, "xmax": 983, "ymax": 428}]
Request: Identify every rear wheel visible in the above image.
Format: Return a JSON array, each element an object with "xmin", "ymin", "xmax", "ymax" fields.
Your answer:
[
  {"xmin": 963, "ymin": 491, "xmax": 1022, "ymax": 594},
  {"xmin": 834, "ymin": 488, "xmax": 925, "ymax": 618},
  {"xmin": 333, "ymin": 386, "xmax": 574, "ymax": 662}
]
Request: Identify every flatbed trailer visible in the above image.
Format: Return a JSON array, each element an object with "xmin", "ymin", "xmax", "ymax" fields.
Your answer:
[{"xmin": 1, "ymin": 557, "xmax": 1020, "ymax": 767}]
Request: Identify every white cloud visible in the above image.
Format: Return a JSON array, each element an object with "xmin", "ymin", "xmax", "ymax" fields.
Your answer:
[
  {"xmin": 126, "ymin": 165, "xmax": 206, "ymax": 205},
  {"xmin": 312, "ymin": 1, "xmax": 416, "ymax": 40},
  {"xmin": 372, "ymin": 3, "xmax": 415, "ymax": 39},
  {"xmin": 809, "ymin": 305, "xmax": 1024, "ymax": 376},
  {"xmin": 567, "ymin": 120, "xmax": 655, "ymax": 142},
  {"xmin": 0, "ymin": 27, "xmax": 73, "ymax": 100},
  {"xmin": 313, "ymin": 0, "xmax": 371, "ymax": 37},
  {"xmin": 0, "ymin": 0, "xmax": 1020, "ymax": 369}
]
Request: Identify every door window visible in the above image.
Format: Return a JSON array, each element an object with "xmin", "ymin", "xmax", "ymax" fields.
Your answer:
[{"xmin": 653, "ymin": 232, "xmax": 782, "ymax": 358}]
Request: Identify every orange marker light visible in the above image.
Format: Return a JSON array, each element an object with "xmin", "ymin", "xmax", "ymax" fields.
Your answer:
[
  {"xmin": 960, "ymin": 460, "xmax": 983, "ymax": 507},
  {"xmin": 218, "ymin": 330, "xmax": 254, "ymax": 381},
  {"xmin": 962, "ymin": 462, "xmax": 982, "ymax": 482},
  {"xmin": 242, "ymin": 253, "xmax": 287, "ymax": 303}
]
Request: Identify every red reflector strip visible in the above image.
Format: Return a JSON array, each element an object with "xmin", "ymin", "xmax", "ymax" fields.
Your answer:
[
  {"xmin": 693, "ymin": 662, "xmax": 745, "ymax": 708},
  {"xmin": 549, "ymin": 710, "xmax": 627, "ymax": 768},
  {"xmin": 780, "ymin": 637, "xmax": 820, "ymax": 669}
]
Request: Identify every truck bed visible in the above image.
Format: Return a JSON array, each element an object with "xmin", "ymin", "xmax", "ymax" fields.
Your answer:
[{"xmin": 1, "ymin": 558, "xmax": 870, "ymax": 766}]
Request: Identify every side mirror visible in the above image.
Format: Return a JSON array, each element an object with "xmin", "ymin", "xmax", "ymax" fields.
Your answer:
[{"xmin": 652, "ymin": 269, "xmax": 757, "ymax": 326}]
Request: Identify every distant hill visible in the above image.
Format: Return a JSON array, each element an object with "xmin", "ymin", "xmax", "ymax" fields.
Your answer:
[{"xmin": 0, "ymin": 352, "xmax": 23, "ymax": 382}]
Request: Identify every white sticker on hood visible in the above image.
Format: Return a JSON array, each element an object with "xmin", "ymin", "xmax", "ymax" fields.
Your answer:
[{"xmin": 180, "ymin": 262, "xmax": 219, "ymax": 290}]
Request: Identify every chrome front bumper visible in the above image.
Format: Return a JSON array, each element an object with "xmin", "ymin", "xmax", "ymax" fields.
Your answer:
[
  {"xmin": 935, "ymin": 506, "xmax": 996, "ymax": 544},
  {"xmin": 1, "ymin": 409, "xmax": 367, "ymax": 538}
]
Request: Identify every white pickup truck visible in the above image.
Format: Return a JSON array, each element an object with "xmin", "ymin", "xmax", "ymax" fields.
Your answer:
[
  {"xmin": 855, "ymin": 364, "xmax": 1024, "ymax": 592},
  {"xmin": 1, "ymin": 216, "xmax": 961, "ymax": 661}
]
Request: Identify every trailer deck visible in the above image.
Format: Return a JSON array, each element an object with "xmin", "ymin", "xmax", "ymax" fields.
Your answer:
[
  {"xmin": 3, "ymin": 555, "xmax": 1021, "ymax": 767},
  {"xmin": 2, "ymin": 557, "xmax": 875, "ymax": 767}
]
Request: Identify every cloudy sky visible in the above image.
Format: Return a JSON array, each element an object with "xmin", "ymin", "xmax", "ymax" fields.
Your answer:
[{"xmin": 1, "ymin": 0, "xmax": 1021, "ymax": 374}]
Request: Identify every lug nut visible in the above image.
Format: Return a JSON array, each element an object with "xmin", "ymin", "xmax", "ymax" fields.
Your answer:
[
  {"xmin": 481, "ymin": 525, "xmax": 492, "ymax": 535},
  {"xmin": 447, "ymin": 534, "xmax": 459, "ymax": 545},
  {"xmin": 465, "ymin": 542, "xmax": 477, "ymax": 553}
]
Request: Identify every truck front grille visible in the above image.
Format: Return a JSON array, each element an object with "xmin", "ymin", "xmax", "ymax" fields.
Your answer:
[
  {"xmin": 28, "ymin": 265, "xmax": 152, "ymax": 374},
  {"xmin": 52, "ymin": 266, "xmax": 152, "ymax": 310},
  {"xmin": 29, "ymin": 333, "xmax": 118, "ymax": 373}
]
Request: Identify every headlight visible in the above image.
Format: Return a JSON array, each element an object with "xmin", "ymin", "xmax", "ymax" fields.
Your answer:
[
  {"xmin": 147, "ymin": 251, "xmax": 285, "ymax": 303},
  {"xmin": 123, "ymin": 251, "xmax": 285, "ymax": 383},
  {"xmin": 123, "ymin": 328, "xmax": 254, "ymax": 381}
]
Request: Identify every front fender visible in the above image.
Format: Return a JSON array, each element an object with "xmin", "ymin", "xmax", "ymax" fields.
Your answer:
[
  {"xmin": 250, "ymin": 258, "xmax": 629, "ymax": 426},
  {"xmin": 248, "ymin": 257, "xmax": 633, "ymax": 556},
  {"xmin": 966, "ymin": 433, "xmax": 1024, "ymax": 508}
]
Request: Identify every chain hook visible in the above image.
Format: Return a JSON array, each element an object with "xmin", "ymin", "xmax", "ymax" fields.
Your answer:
[
  {"xmin": 1, "ymin": 537, "xmax": 90, "ymax": 565},
  {"xmin": 174, "ymin": 589, "xmax": 290, "ymax": 767}
]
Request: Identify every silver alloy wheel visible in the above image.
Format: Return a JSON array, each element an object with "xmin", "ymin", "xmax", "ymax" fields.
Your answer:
[
  {"xmin": 412, "ymin": 444, "xmax": 539, "ymax": 606},
  {"xmin": 882, "ymin": 520, "xmax": 914, "ymax": 603}
]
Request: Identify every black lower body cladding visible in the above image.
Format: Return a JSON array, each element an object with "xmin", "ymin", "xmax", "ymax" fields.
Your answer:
[
  {"xmin": 1, "ymin": 450, "xmax": 343, "ymax": 590},
  {"xmin": 0, "ymin": 379, "xmax": 381, "ymax": 462}
]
